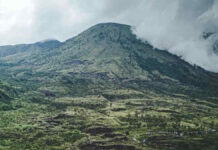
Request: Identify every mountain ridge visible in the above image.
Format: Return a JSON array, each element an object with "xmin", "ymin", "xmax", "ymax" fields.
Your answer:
[
  {"xmin": 0, "ymin": 23, "xmax": 218, "ymax": 150},
  {"xmin": 0, "ymin": 39, "xmax": 61, "ymax": 57},
  {"xmin": 0, "ymin": 23, "xmax": 218, "ymax": 97}
]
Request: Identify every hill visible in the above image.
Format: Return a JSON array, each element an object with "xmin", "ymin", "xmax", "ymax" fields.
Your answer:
[
  {"xmin": 0, "ymin": 39, "xmax": 61, "ymax": 57},
  {"xmin": 0, "ymin": 81, "xmax": 17, "ymax": 110},
  {"xmin": 0, "ymin": 23, "xmax": 218, "ymax": 150},
  {"xmin": 0, "ymin": 23, "xmax": 218, "ymax": 97}
]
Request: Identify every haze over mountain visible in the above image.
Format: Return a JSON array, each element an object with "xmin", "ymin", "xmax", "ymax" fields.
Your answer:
[
  {"xmin": 0, "ymin": 23, "xmax": 218, "ymax": 98},
  {"xmin": 1, "ymin": 0, "xmax": 218, "ymax": 72}
]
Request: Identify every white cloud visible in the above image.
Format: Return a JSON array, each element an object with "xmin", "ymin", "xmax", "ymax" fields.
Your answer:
[
  {"xmin": 131, "ymin": 0, "xmax": 218, "ymax": 71},
  {"xmin": 0, "ymin": 0, "xmax": 34, "ymax": 43},
  {"xmin": 0, "ymin": 0, "xmax": 218, "ymax": 72}
]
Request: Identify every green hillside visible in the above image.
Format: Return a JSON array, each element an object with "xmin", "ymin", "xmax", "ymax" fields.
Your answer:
[
  {"xmin": 1, "ymin": 23, "xmax": 218, "ymax": 97},
  {"xmin": 0, "ymin": 81, "xmax": 17, "ymax": 111},
  {"xmin": 0, "ymin": 23, "xmax": 218, "ymax": 150},
  {"xmin": 0, "ymin": 39, "xmax": 61, "ymax": 57}
]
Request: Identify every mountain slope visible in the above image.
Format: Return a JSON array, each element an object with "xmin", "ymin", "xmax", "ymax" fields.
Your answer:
[
  {"xmin": 0, "ymin": 23, "xmax": 217, "ymax": 97},
  {"xmin": 0, "ymin": 81, "xmax": 17, "ymax": 110},
  {"xmin": 0, "ymin": 39, "xmax": 61, "ymax": 57},
  {"xmin": 0, "ymin": 23, "xmax": 218, "ymax": 150}
]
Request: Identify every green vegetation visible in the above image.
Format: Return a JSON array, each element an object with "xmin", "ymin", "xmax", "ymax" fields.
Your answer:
[
  {"xmin": 0, "ymin": 91, "xmax": 217, "ymax": 150},
  {"xmin": 0, "ymin": 23, "xmax": 218, "ymax": 150}
]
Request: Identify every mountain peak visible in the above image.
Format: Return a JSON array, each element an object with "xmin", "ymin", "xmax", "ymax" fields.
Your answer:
[
  {"xmin": 37, "ymin": 39, "xmax": 60, "ymax": 44},
  {"xmin": 66, "ymin": 22, "xmax": 136, "ymax": 44},
  {"xmin": 35, "ymin": 39, "xmax": 61, "ymax": 49},
  {"xmin": 92, "ymin": 22, "xmax": 130, "ymax": 27}
]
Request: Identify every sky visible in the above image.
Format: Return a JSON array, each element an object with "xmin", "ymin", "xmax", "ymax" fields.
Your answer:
[{"xmin": 0, "ymin": 0, "xmax": 218, "ymax": 72}]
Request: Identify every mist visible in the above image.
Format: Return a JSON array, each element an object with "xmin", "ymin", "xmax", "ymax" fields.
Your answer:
[
  {"xmin": 129, "ymin": 0, "xmax": 218, "ymax": 72},
  {"xmin": 0, "ymin": 0, "xmax": 218, "ymax": 72}
]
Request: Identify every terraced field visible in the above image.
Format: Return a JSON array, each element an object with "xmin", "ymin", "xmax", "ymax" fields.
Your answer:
[
  {"xmin": 0, "ymin": 89, "xmax": 217, "ymax": 150},
  {"xmin": 0, "ymin": 23, "xmax": 218, "ymax": 150}
]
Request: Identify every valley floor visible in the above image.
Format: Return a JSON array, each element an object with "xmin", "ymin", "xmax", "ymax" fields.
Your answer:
[{"xmin": 0, "ymin": 89, "xmax": 218, "ymax": 150}]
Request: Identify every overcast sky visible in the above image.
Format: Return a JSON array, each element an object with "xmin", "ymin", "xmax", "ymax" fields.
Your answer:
[{"xmin": 0, "ymin": 0, "xmax": 218, "ymax": 72}]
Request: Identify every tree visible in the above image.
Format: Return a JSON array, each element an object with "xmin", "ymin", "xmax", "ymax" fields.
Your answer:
[
  {"xmin": 135, "ymin": 111, "xmax": 139, "ymax": 119},
  {"xmin": 127, "ymin": 113, "xmax": 131, "ymax": 120},
  {"xmin": 110, "ymin": 102, "xmax": 112, "ymax": 108},
  {"xmin": 210, "ymin": 121, "xmax": 215, "ymax": 129}
]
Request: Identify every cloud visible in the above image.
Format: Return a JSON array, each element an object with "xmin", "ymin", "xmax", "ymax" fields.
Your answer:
[
  {"xmin": 0, "ymin": 0, "xmax": 34, "ymax": 44},
  {"xmin": 130, "ymin": 0, "xmax": 218, "ymax": 72},
  {"xmin": 0, "ymin": 0, "xmax": 218, "ymax": 72}
]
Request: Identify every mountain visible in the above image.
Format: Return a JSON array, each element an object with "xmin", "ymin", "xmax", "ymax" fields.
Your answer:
[
  {"xmin": 0, "ymin": 39, "xmax": 61, "ymax": 57},
  {"xmin": 0, "ymin": 23, "xmax": 218, "ymax": 150},
  {"xmin": 0, "ymin": 81, "xmax": 17, "ymax": 110},
  {"xmin": 0, "ymin": 23, "xmax": 218, "ymax": 97}
]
